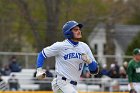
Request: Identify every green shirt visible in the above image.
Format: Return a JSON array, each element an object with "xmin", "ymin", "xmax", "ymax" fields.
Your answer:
[{"xmin": 127, "ymin": 59, "xmax": 140, "ymax": 82}]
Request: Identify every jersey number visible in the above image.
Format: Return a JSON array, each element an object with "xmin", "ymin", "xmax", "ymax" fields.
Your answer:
[{"xmin": 79, "ymin": 63, "xmax": 82, "ymax": 71}]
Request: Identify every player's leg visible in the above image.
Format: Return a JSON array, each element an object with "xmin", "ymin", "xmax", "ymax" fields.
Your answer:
[
  {"xmin": 51, "ymin": 78, "xmax": 61, "ymax": 93},
  {"xmin": 135, "ymin": 83, "xmax": 140, "ymax": 93},
  {"xmin": 128, "ymin": 83, "xmax": 140, "ymax": 93},
  {"xmin": 51, "ymin": 78, "xmax": 78, "ymax": 93},
  {"xmin": 59, "ymin": 83, "xmax": 78, "ymax": 93}
]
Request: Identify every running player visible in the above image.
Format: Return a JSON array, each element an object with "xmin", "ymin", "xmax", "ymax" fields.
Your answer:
[{"xmin": 36, "ymin": 20, "xmax": 99, "ymax": 93}]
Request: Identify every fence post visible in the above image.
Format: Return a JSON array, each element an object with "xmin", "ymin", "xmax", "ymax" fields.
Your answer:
[{"xmin": 25, "ymin": 55, "xmax": 29, "ymax": 68}]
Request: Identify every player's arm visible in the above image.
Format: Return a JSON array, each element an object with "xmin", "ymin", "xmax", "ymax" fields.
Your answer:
[
  {"xmin": 127, "ymin": 62, "xmax": 133, "ymax": 88},
  {"xmin": 36, "ymin": 42, "xmax": 60, "ymax": 79},
  {"xmin": 81, "ymin": 54, "xmax": 99, "ymax": 75},
  {"xmin": 36, "ymin": 51, "xmax": 46, "ymax": 80},
  {"xmin": 82, "ymin": 43, "xmax": 99, "ymax": 75},
  {"xmin": 127, "ymin": 62, "xmax": 135, "ymax": 91},
  {"xmin": 88, "ymin": 61, "xmax": 99, "ymax": 75}
]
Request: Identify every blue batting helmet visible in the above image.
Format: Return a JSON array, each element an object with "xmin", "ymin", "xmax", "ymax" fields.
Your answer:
[{"xmin": 62, "ymin": 20, "xmax": 83, "ymax": 39}]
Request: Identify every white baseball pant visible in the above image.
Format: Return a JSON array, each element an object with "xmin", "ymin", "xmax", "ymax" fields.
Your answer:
[
  {"xmin": 128, "ymin": 83, "xmax": 140, "ymax": 93},
  {"xmin": 51, "ymin": 76, "xmax": 78, "ymax": 93}
]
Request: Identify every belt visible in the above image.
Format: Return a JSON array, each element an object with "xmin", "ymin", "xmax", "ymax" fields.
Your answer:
[
  {"xmin": 62, "ymin": 77, "xmax": 77, "ymax": 85},
  {"xmin": 56, "ymin": 75, "xmax": 77, "ymax": 85}
]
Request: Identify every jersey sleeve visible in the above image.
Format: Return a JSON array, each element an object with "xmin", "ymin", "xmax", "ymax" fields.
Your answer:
[
  {"xmin": 42, "ymin": 42, "xmax": 61, "ymax": 58},
  {"xmin": 127, "ymin": 61, "xmax": 134, "ymax": 82},
  {"xmin": 84, "ymin": 43, "xmax": 97, "ymax": 62},
  {"xmin": 82, "ymin": 43, "xmax": 99, "ymax": 74}
]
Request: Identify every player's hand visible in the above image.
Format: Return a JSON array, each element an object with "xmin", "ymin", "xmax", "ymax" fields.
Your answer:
[
  {"xmin": 36, "ymin": 68, "xmax": 46, "ymax": 80},
  {"xmin": 129, "ymin": 89, "xmax": 137, "ymax": 93},
  {"xmin": 81, "ymin": 53, "xmax": 91, "ymax": 64}
]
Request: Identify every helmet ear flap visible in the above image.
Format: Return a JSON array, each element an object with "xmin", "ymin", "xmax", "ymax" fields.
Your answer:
[{"xmin": 64, "ymin": 30, "xmax": 73, "ymax": 39}]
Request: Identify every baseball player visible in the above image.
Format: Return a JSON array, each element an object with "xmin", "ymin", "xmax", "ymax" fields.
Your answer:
[
  {"xmin": 127, "ymin": 48, "xmax": 140, "ymax": 93},
  {"xmin": 36, "ymin": 20, "xmax": 99, "ymax": 93}
]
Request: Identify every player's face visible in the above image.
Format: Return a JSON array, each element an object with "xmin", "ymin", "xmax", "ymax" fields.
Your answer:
[
  {"xmin": 135, "ymin": 54, "xmax": 140, "ymax": 61},
  {"xmin": 71, "ymin": 26, "xmax": 82, "ymax": 41}
]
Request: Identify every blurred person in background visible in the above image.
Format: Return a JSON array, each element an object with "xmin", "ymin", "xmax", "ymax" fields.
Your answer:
[
  {"xmin": 8, "ymin": 74, "xmax": 20, "ymax": 91},
  {"xmin": 1, "ymin": 65, "xmax": 11, "ymax": 76},
  {"xmin": 0, "ymin": 73, "xmax": 4, "ymax": 82},
  {"xmin": 0, "ymin": 66, "xmax": 5, "ymax": 75},
  {"xmin": 114, "ymin": 61, "xmax": 120, "ymax": 75},
  {"xmin": 108, "ymin": 63, "xmax": 119, "ymax": 78},
  {"xmin": 9, "ymin": 56, "xmax": 22, "ymax": 72},
  {"xmin": 123, "ymin": 61, "xmax": 128, "ymax": 72},
  {"xmin": 0, "ymin": 73, "xmax": 8, "ymax": 90},
  {"xmin": 127, "ymin": 48, "xmax": 140, "ymax": 93},
  {"xmin": 45, "ymin": 66, "xmax": 53, "ymax": 77},
  {"xmin": 101, "ymin": 63, "xmax": 108, "ymax": 76},
  {"xmin": 81, "ymin": 63, "xmax": 91, "ymax": 78},
  {"xmin": 119, "ymin": 66, "xmax": 126, "ymax": 78}
]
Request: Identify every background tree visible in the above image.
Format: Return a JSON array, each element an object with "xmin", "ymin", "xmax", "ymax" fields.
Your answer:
[
  {"xmin": 0, "ymin": 0, "xmax": 140, "ymax": 53},
  {"xmin": 124, "ymin": 0, "xmax": 140, "ymax": 55},
  {"xmin": 126, "ymin": 31, "xmax": 140, "ymax": 55},
  {"xmin": 44, "ymin": 0, "xmax": 62, "ymax": 46}
]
